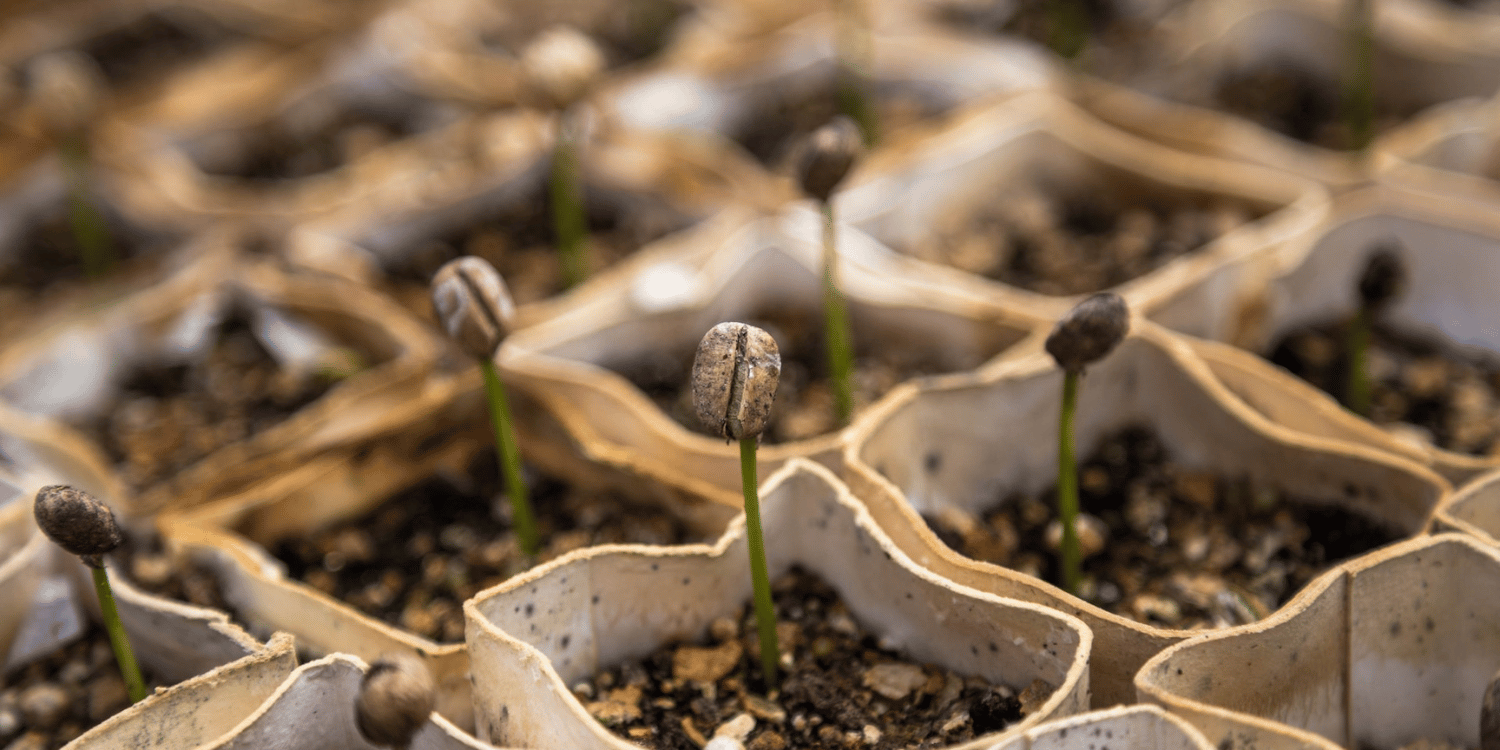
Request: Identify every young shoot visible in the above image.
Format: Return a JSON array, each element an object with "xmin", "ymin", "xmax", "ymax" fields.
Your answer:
[
  {"xmin": 1046, "ymin": 0, "xmax": 1089, "ymax": 61},
  {"xmin": 1044, "ymin": 292, "xmax": 1128, "ymax": 595},
  {"xmin": 356, "ymin": 652, "xmax": 437, "ymax": 750},
  {"xmin": 431, "ymin": 257, "xmax": 539, "ymax": 557},
  {"xmin": 1346, "ymin": 244, "xmax": 1405, "ymax": 417},
  {"xmin": 692, "ymin": 322, "xmax": 781, "ymax": 688},
  {"xmin": 795, "ymin": 117, "xmax": 863, "ymax": 427},
  {"xmin": 1342, "ymin": 0, "xmax": 1375, "ymax": 153},
  {"xmin": 521, "ymin": 26, "xmax": 605, "ymax": 290},
  {"xmin": 33, "ymin": 485, "xmax": 146, "ymax": 704},
  {"xmin": 833, "ymin": 0, "xmax": 879, "ymax": 146},
  {"xmin": 32, "ymin": 51, "xmax": 111, "ymax": 279}
]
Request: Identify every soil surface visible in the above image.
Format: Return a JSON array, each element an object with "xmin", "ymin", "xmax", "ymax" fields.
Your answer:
[
  {"xmin": 611, "ymin": 307, "xmax": 996, "ymax": 445},
  {"xmin": 1212, "ymin": 63, "xmax": 1415, "ymax": 151},
  {"xmin": 77, "ymin": 6, "xmax": 247, "ymax": 90},
  {"xmin": 578, "ymin": 566, "xmax": 1050, "ymax": 750},
  {"xmin": 112, "ymin": 533, "xmax": 235, "ymax": 620},
  {"xmin": 925, "ymin": 425, "xmax": 1403, "ymax": 630},
  {"xmin": 77, "ymin": 306, "xmax": 371, "ymax": 496},
  {"xmin": 733, "ymin": 76, "xmax": 939, "ymax": 170},
  {"xmin": 191, "ymin": 101, "xmax": 442, "ymax": 182},
  {"xmin": 1268, "ymin": 319, "xmax": 1500, "ymax": 457},
  {"xmin": 903, "ymin": 187, "xmax": 1258, "ymax": 296},
  {"xmin": 271, "ymin": 451, "xmax": 708, "ymax": 644},
  {"xmin": 0, "ymin": 627, "xmax": 163, "ymax": 750}
]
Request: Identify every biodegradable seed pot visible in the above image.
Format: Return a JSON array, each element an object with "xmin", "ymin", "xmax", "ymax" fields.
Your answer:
[
  {"xmin": 465, "ymin": 459, "xmax": 1090, "ymax": 750},
  {"xmin": 989, "ymin": 704, "xmax": 1214, "ymax": 750},
  {"xmin": 1434, "ymin": 466, "xmax": 1500, "ymax": 546},
  {"xmin": 500, "ymin": 204, "xmax": 1040, "ymax": 509},
  {"xmin": 1137, "ymin": 534, "xmax": 1500, "ymax": 750},
  {"xmin": 841, "ymin": 320, "xmax": 1448, "ymax": 708}
]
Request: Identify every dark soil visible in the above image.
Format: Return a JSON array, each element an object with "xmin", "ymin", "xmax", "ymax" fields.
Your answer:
[
  {"xmin": 270, "ymin": 451, "xmax": 707, "ymax": 644},
  {"xmin": 479, "ymin": 0, "xmax": 693, "ymax": 70},
  {"xmin": 75, "ymin": 306, "xmax": 372, "ymax": 496},
  {"xmin": 190, "ymin": 100, "xmax": 442, "ymax": 182},
  {"xmin": 111, "ymin": 533, "xmax": 236, "ymax": 621},
  {"xmin": 902, "ymin": 187, "xmax": 1259, "ymax": 296},
  {"xmin": 732, "ymin": 75, "xmax": 940, "ymax": 169},
  {"xmin": 74, "ymin": 6, "xmax": 247, "ymax": 90},
  {"xmin": 1212, "ymin": 63, "xmax": 1415, "ymax": 151},
  {"xmin": 579, "ymin": 566, "xmax": 1049, "ymax": 750},
  {"xmin": 1268, "ymin": 319, "xmax": 1500, "ymax": 457},
  {"xmin": 610, "ymin": 306, "xmax": 998, "ymax": 444},
  {"xmin": 0, "ymin": 627, "xmax": 164, "ymax": 750},
  {"xmin": 925, "ymin": 425, "xmax": 1404, "ymax": 630}
]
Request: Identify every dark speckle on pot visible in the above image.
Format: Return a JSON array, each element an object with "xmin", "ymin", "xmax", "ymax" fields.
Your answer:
[
  {"xmin": 925, "ymin": 452, "xmax": 941, "ymax": 474},
  {"xmin": 561, "ymin": 635, "xmax": 571, "ymax": 649},
  {"xmin": 525, "ymin": 603, "xmax": 534, "ymax": 617}
]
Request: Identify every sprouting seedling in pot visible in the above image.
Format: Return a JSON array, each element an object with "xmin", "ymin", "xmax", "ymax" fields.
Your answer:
[
  {"xmin": 1342, "ymin": 0, "xmax": 1375, "ymax": 153},
  {"xmin": 521, "ymin": 26, "xmax": 605, "ymax": 290},
  {"xmin": 1346, "ymin": 244, "xmax": 1405, "ymax": 417},
  {"xmin": 355, "ymin": 652, "xmax": 437, "ymax": 750},
  {"xmin": 795, "ymin": 117, "xmax": 863, "ymax": 427},
  {"xmin": 692, "ymin": 322, "xmax": 782, "ymax": 688},
  {"xmin": 1044, "ymin": 292, "xmax": 1129, "ymax": 595},
  {"xmin": 32, "ymin": 51, "xmax": 112, "ymax": 279},
  {"xmin": 1046, "ymin": 0, "xmax": 1089, "ymax": 61},
  {"xmin": 833, "ymin": 0, "xmax": 879, "ymax": 146},
  {"xmin": 33, "ymin": 485, "xmax": 147, "ymax": 704},
  {"xmin": 431, "ymin": 256, "xmax": 539, "ymax": 557}
]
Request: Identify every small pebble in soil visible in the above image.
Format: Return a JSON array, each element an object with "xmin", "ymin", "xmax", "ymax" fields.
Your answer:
[
  {"xmin": 1, "ymin": 628, "xmax": 163, "ymax": 750},
  {"xmin": 580, "ymin": 566, "xmax": 1043, "ymax": 750},
  {"xmin": 925, "ymin": 425, "xmax": 1403, "ymax": 630}
]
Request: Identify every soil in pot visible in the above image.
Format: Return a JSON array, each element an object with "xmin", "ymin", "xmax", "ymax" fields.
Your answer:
[
  {"xmin": 65, "ymin": 6, "xmax": 249, "ymax": 92},
  {"xmin": 901, "ymin": 182, "xmax": 1260, "ymax": 297},
  {"xmin": 479, "ymin": 0, "xmax": 693, "ymax": 71},
  {"xmin": 732, "ymin": 77, "xmax": 940, "ymax": 170},
  {"xmin": 1210, "ymin": 62, "xmax": 1417, "ymax": 152},
  {"xmin": 576, "ymin": 565, "xmax": 1052, "ymax": 750},
  {"xmin": 0, "ymin": 626, "xmax": 165, "ymax": 750},
  {"xmin": 270, "ymin": 450, "xmax": 709, "ymax": 644},
  {"xmin": 110, "ymin": 532, "xmax": 239, "ymax": 623},
  {"xmin": 1267, "ymin": 319, "xmax": 1500, "ymax": 457},
  {"xmin": 73, "ymin": 303, "xmax": 379, "ymax": 496},
  {"xmin": 610, "ymin": 305, "xmax": 1006, "ymax": 444},
  {"xmin": 935, "ymin": 0, "xmax": 1178, "ymax": 84},
  {"xmin": 923, "ymin": 425, "xmax": 1403, "ymax": 630}
]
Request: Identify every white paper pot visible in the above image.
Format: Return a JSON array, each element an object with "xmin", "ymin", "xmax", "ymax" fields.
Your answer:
[
  {"xmin": 465, "ymin": 459, "xmax": 1091, "ymax": 749},
  {"xmin": 1136, "ymin": 533, "xmax": 1500, "ymax": 750},
  {"xmin": 841, "ymin": 320, "xmax": 1448, "ymax": 708},
  {"xmin": 1433, "ymin": 466, "xmax": 1500, "ymax": 546},
  {"xmin": 989, "ymin": 705, "xmax": 1213, "ymax": 750},
  {"xmin": 502, "ymin": 204, "xmax": 1042, "ymax": 510},
  {"xmin": 837, "ymin": 89, "xmax": 1328, "ymax": 331}
]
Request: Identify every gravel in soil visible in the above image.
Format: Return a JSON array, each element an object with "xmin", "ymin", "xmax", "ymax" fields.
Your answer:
[
  {"xmin": 902, "ymin": 185, "xmax": 1258, "ymax": 297},
  {"xmin": 925, "ymin": 425, "xmax": 1403, "ymax": 630},
  {"xmin": 1268, "ymin": 319, "xmax": 1500, "ymax": 457},
  {"xmin": 76, "ymin": 305, "xmax": 373, "ymax": 496},
  {"xmin": 611, "ymin": 307, "xmax": 996, "ymax": 445},
  {"xmin": 577, "ymin": 566, "xmax": 1051, "ymax": 750},
  {"xmin": 270, "ymin": 451, "xmax": 707, "ymax": 644},
  {"xmin": 0, "ymin": 627, "xmax": 163, "ymax": 750}
]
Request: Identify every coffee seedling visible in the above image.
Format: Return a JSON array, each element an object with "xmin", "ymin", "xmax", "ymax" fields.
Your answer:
[
  {"xmin": 1046, "ymin": 0, "xmax": 1089, "ymax": 60},
  {"xmin": 33, "ymin": 485, "xmax": 146, "ymax": 703},
  {"xmin": 1342, "ymin": 0, "xmax": 1375, "ymax": 152},
  {"xmin": 692, "ymin": 322, "xmax": 781, "ymax": 687},
  {"xmin": 1044, "ymin": 292, "xmax": 1128, "ymax": 595},
  {"xmin": 356, "ymin": 652, "xmax": 437, "ymax": 750},
  {"xmin": 1346, "ymin": 244, "xmax": 1405, "ymax": 417},
  {"xmin": 521, "ymin": 26, "xmax": 605, "ymax": 289},
  {"xmin": 431, "ymin": 257, "xmax": 539, "ymax": 557},
  {"xmin": 795, "ymin": 117, "xmax": 863, "ymax": 426},
  {"xmin": 32, "ymin": 51, "xmax": 111, "ymax": 279}
]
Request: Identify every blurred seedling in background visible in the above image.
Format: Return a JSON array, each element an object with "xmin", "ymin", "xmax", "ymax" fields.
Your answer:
[
  {"xmin": 1342, "ymin": 0, "xmax": 1375, "ymax": 154},
  {"xmin": 33, "ymin": 485, "xmax": 147, "ymax": 704},
  {"xmin": 1345, "ymin": 243, "xmax": 1406, "ymax": 417},
  {"xmin": 31, "ymin": 51, "xmax": 113, "ymax": 279},
  {"xmin": 795, "ymin": 117, "xmax": 863, "ymax": 427},
  {"xmin": 833, "ymin": 0, "xmax": 879, "ymax": 146},
  {"xmin": 356, "ymin": 652, "xmax": 437, "ymax": 750},
  {"xmin": 692, "ymin": 322, "xmax": 782, "ymax": 689},
  {"xmin": 1044, "ymin": 292, "xmax": 1128, "ymax": 595},
  {"xmin": 521, "ymin": 26, "xmax": 605, "ymax": 290},
  {"xmin": 431, "ymin": 257, "xmax": 538, "ymax": 558}
]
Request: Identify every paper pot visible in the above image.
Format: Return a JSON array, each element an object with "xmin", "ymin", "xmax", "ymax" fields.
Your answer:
[
  {"xmin": 840, "ymin": 320, "xmax": 1448, "ymax": 708},
  {"xmin": 1136, "ymin": 533, "xmax": 1500, "ymax": 750},
  {"xmin": 179, "ymin": 652, "xmax": 505, "ymax": 750},
  {"xmin": 0, "ymin": 251, "xmax": 439, "ymax": 514},
  {"xmin": 837, "ymin": 89, "xmax": 1327, "ymax": 328},
  {"xmin": 465, "ymin": 459, "xmax": 1091, "ymax": 749},
  {"xmin": 1433, "ymin": 466, "xmax": 1500, "ymax": 547},
  {"xmin": 1184, "ymin": 180, "xmax": 1500, "ymax": 484},
  {"xmin": 989, "ymin": 705, "xmax": 1213, "ymax": 750},
  {"xmin": 501, "ymin": 204, "xmax": 1041, "ymax": 510}
]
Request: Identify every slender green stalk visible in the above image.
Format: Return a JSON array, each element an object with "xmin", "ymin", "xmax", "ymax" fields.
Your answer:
[
  {"xmin": 62, "ymin": 137, "xmax": 111, "ymax": 279},
  {"xmin": 551, "ymin": 114, "xmax": 587, "ymax": 289},
  {"xmin": 482, "ymin": 359, "xmax": 538, "ymax": 557},
  {"xmin": 821, "ymin": 202, "xmax": 855, "ymax": 426},
  {"xmin": 740, "ymin": 436, "xmax": 779, "ymax": 689},
  {"xmin": 1343, "ymin": 0, "xmax": 1375, "ymax": 152},
  {"xmin": 93, "ymin": 566, "xmax": 146, "ymax": 703},
  {"xmin": 1056, "ymin": 370, "xmax": 1082, "ymax": 595},
  {"xmin": 1346, "ymin": 306, "xmax": 1371, "ymax": 417},
  {"xmin": 1047, "ymin": 0, "xmax": 1088, "ymax": 61},
  {"xmin": 834, "ymin": 0, "xmax": 879, "ymax": 146}
]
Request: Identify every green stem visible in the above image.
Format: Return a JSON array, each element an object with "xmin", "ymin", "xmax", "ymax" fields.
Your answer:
[
  {"xmin": 822, "ymin": 202, "xmax": 855, "ymax": 426},
  {"xmin": 551, "ymin": 113, "xmax": 587, "ymax": 289},
  {"xmin": 1046, "ymin": 0, "xmax": 1088, "ymax": 61},
  {"xmin": 482, "ymin": 359, "xmax": 539, "ymax": 557},
  {"xmin": 1346, "ymin": 306, "xmax": 1371, "ymax": 417},
  {"xmin": 1343, "ymin": 0, "xmax": 1374, "ymax": 153},
  {"xmin": 93, "ymin": 566, "xmax": 146, "ymax": 703},
  {"xmin": 63, "ymin": 137, "xmax": 111, "ymax": 280},
  {"xmin": 834, "ymin": 0, "xmax": 879, "ymax": 146},
  {"xmin": 1057, "ymin": 370, "xmax": 1082, "ymax": 595},
  {"xmin": 740, "ymin": 436, "xmax": 778, "ymax": 690}
]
